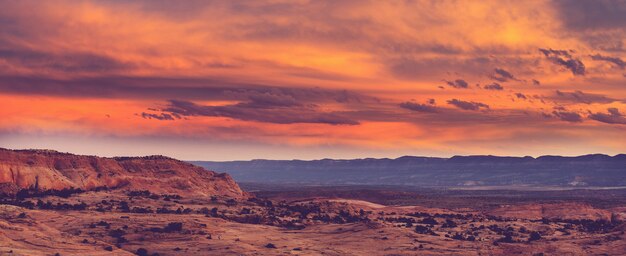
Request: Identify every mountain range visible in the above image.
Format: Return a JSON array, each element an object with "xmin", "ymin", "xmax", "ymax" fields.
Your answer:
[{"xmin": 192, "ymin": 154, "xmax": 626, "ymax": 187}]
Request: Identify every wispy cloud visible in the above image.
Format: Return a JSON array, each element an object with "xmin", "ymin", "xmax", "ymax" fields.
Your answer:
[
  {"xmin": 490, "ymin": 68, "xmax": 518, "ymax": 82},
  {"xmin": 589, "ymin": 108, "xmax": 626, "ymax": 125},
  {"xmin": 539, "ymin": 48, "xmax": 586, "ymax": 76},
  {"xmin": 590, "ymin": 54, "xmax": 625, "ymax": 69},
  {"xmin": 447, "ymin": 99, "xmax": 489, "ymax": 111},
  {"xmin": 160, "ymin": 100, "xmax": 360, "ymax": 125}
]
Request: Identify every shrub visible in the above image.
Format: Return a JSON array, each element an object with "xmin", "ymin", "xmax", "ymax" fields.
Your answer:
[
  {"xmin": 420, "ymin": 217, "xmax": 438, "ymax": 225},
  {"xmin": 442, "ymin": 219, "xmax": 457, "ymax": 228},
  {"xmin": 116, "ymin": 237, "xmax": 128, "ymax": 244},
  {"xmin": 528, "ymin": 231, "xmax": 542, "ymax": 242},
  {"xmin": 198, "ymin": 207, "xmax": 210, "ymax": 214},
  {"xmin": 451, "ymin": 233, "xmax": 464, "ymax": 240},
  {"xmin": 108, "ymin": 229, "xmax": 126, "ymax": 238},
  {"xmin": 226, "ymin": 199, "xmax": 237, "ymax": 206},
  {"xmin": 497, "ymin": 234, "xmax": 514, "ymax": 243},
  {"xmin": 96, "ymin": 221, "xmax": 110, "ymax": 227},
  {"xmin": 131, "ymin": 207, "xmax": 153, "ymax": 214},
  {"xmin": 135, "ymin": 248, "xmax": 148, "ymax": 256},
  {"xmin": 163, "ymin": 222, "xmax": 183, "ymax": 232},
  {"xmin": 118, "ymin": 201, "xmax": 130, "ymax": 212},
  {"xmin": 414, "ymin": 225, "xmax": 438, "ymax": 236}
]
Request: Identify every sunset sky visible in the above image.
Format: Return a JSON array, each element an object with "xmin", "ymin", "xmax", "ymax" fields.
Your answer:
[{"xmin": 1, "ymin": 0, "xmax": 625, "ymax": 160}]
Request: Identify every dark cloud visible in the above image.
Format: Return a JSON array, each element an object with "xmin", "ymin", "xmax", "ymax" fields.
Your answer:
[
  {"xmin": 490, "ymin": 68, "xmax": 518, "ymax": 82},
  {"xmin": 447, "ymin": 99, "xmax": 489, "ymax": 111},
  {"xmin": 140, "ymin": 112, "xmax": 180, "ymax": 121},
  {"xmin": 399, "ymin": 101, "xmax": 439, "ymax": 113},
  {"xmin": 588, "ymin": 108, "xmax": 626, "ymax": 124},
  {"xmin": 160, "ymin": 100, "xmax": 359, "ymax": 125},
  {"xmin": 483, "ymin": 82, "xmax": 504, "ymax": 90},
  {"xmin": 553, "ymin": 90, "xmax": 619, "ymax": 104},
  {"xmin": 552, "ymin": 0, "xmax": 626, "ymax": 31},
  {"xmin": 233, "ymin": 91, "xmax": 302, "ymax": 108},
  {"xmin": 539, "ymin": 48, "xmax": 573, "ymax": 58},
  {"xmin": 445, "ymin": 79, "xmax": 469, "ymax": 89},
  {"xmin": 552, "ymin": 110, "xmax": 583, "ymax": 123},
  {"xmin": 0, "ymin": 48, "xmax": 131, "ymax": 73},
  {"xmin": 539, "ymin": 48, "xmax": 586, "ymax": 76},
  {"xmin": 532, "ymin": 79, "xmax": 541, "ymax": 86},
  {"xmin": 0, "ymin": 75, "xmax": 376, "ymax": 103},
  {"xmin": 515, "ymin": 93, "xmax": 527, "ymax": 100},
  {"xmin": 590, "ymin": 54, "xmax": 626, "ymax": 68}
]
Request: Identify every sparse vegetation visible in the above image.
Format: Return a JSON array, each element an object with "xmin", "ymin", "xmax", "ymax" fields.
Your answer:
[{"xmin": 2, "ymin": 149, "xmax": 625, "ymax": 255}]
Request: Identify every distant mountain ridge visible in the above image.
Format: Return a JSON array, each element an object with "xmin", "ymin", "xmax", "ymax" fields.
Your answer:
[
  {"xmin": 191, "ymin": 154, "xmax": 626, "ymax": 187},
  {"xmin": 0, "ymin": 148, "xmax": 246, "ymax": 198}
]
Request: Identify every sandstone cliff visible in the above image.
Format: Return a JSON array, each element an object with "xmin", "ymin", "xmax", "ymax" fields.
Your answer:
[{"xmin": 0, "ymin": 148, "xmax": 246, "ymax": 198}]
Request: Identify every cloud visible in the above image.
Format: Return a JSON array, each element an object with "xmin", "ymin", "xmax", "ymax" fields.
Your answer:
[
  {"xmin": 233, "ymin": 91, "xmax": 302, "ymax": 108},
  {"xmin": 447, "ymin": 99, "xmax": 489, "ymax": 111},
  {"xmin": 0, "ymin": 48, "xmax": 132, "ymax": 73},
  {"xmin": 590, "ymin": 54, "xmax": 626, "ymax": 69},
  {"xmin": 0, "ymin": 75, "xmax": 376, "ymax": 103},
  {"xmin": 539, "ymin": 48, "xmax": 586, "ymax": 76},
  {"xmin": 160, "ymin": 100, "xmax": 359, "ymax": 125},
  {"xmin": 514, "ymin": 93, "xmax": 527, "ymax": 100},
  {"xmin": 386, "ymin": 57, "xmax": 495, "ymax": 81},
  {"xmin": 490, "ymin": 68, "xmax": 518, "ymax": 82},
  {"xmin": 553, "ymin": 90, "xmax": 619, "ymax": 104},
  {"xmin": 399, "ymin": 101, "xmax": 439, "ymax": 113},
  {"xmin": 140, "ymin": 112, "xmax": 180, "ymax": 121},
  {"xmin": 588, "ymin": 108, "xmax": 626, "ymax": 124},
  {"xmin": 445, "ymin": 79, "xmax": 469, "ymax": 89},
  {"xmin": 483, "ymin": 82, "xmax": 504, "ymax": 90},
  {"xmin": 552, "ymin": 0, "xmax": 626, "ymax": 31},
  {"xmin": 0, "ymin": 74, "xmax": 377, "ymax": 126},
  {"xmin": 552, "ymin": 109, "xmax": 583, "ymax": 123},
  {"xmin": 1, "ymin": 0, "xmax": 625, "ymax": 157},
  {"xmin": 532, "ymin": 79, "xmax": 541, "ymax": 86}
]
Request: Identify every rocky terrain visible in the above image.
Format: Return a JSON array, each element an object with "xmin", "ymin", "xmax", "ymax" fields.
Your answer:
[
  {"xmin": 0, "ymin": 148, "xmax": 246, "ymax": 198},
  {"xmin": 0, "ymin": 149, "xmax": 625, "ymax": 255}
]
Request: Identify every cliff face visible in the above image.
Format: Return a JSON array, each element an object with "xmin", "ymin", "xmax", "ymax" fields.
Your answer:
[{"xmin": 0, "ymin": 148, "xmax": 246, "ymax": 198}]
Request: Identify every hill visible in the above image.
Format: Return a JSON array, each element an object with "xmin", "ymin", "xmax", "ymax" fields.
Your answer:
[{"xmin": 0, "ymin": 148, "xmax": 246, "ymax": 198}]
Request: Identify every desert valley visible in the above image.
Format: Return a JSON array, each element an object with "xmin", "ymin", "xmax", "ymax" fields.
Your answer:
[{"xmin": 1, "ymin": 148, "xmax": 625, "ymax": 255}]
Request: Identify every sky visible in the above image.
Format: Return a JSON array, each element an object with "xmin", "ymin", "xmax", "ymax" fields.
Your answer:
[{"xmin": 0, "ymin": 0, "xmax": 625, "ymax": 160}]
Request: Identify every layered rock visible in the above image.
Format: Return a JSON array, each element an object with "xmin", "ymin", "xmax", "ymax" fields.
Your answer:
[{"xmin": 0, "ymin": 148, "xmax": 246, "ymax": 198}]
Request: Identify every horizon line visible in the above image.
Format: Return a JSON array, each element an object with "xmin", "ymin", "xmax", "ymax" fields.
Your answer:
[{"xmin": 2, "ymin": 147, "xmax": 624, "ymax": 162}]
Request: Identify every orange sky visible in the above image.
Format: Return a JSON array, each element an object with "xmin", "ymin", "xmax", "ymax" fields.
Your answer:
[{"xmin": 0, "ymin": 0, "xmax": 625, "ymax": 160}]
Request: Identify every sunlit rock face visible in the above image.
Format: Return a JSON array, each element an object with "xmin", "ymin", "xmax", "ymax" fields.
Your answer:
[{"xmin": 0, "ymin": 148, "xmax": 247, "ymax": 199}]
